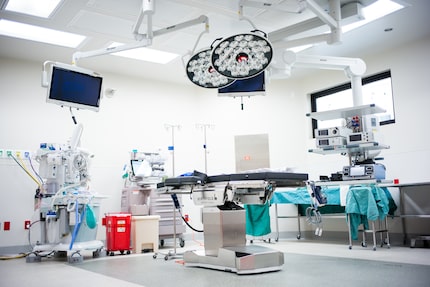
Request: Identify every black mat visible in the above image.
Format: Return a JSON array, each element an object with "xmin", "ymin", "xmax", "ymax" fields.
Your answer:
[{"xmin": 72, "ymin": 252, "xmax": 430, "ymax": 287}]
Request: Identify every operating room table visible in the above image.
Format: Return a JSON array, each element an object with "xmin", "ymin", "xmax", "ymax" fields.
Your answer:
[{"xmin": 157, "ymin": 171, "xmax": 308, "ymax": 274}]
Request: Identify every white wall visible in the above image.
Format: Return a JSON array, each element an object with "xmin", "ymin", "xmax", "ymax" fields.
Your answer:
[{"xmin": 1, "ymin": 36, "xmax": 429, "ymax": 249}]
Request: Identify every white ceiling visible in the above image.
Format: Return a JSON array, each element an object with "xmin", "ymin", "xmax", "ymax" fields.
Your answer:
[{"xmin": 0, "ymin": 0, "xmax": 429, "ymax": 85}]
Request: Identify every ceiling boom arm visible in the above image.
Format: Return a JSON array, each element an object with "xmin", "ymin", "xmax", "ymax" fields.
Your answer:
[
  {"xmin": 269, "ymin": 0, "xmax": 345, "ymax": 49},
  {"xmin": 283, "ymin": 51, "xmax": 366, "ymax": 106}
]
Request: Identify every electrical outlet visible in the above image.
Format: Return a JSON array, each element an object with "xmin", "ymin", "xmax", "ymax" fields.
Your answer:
[
  {"xmin": 14, "ymin": 150, "xmax": 21, "ymax": 158},
  {"xmin": 25, "ymin": 220, "xmax": 31, "ymax": 230},
  {"xmin": 24, "ymin": 151, "xmax": 31, "ymax": 159},
  {"xmin": 6, "ymin": 150, "xmax": 13, "ymax": 157},
  {"xmin": 0, "ymin": 149, "xmax": 3, "ymax": 157}
]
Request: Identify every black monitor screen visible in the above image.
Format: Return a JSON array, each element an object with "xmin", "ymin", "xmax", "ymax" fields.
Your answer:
[
  {"xmin": 218, "ymin": 72, "xmax": 265, "ymax": 97},
  {"xmin": 47, "ymin": 64, "xmax": 103, "ymax": 112}
]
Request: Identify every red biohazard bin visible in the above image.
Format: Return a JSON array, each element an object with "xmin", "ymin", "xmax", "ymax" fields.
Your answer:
[{"xmin": 105, "ymin": 213, "xmax": 132, "ymax": 256}]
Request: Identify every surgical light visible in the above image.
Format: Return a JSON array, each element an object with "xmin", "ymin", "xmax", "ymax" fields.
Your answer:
[
  {"xmin": 211, "ymin": 30, "xmax": 273, "ymax": 79},
  {"xmin": 186, "ymin": 47, "xmax": 235, "ymax": 88}
]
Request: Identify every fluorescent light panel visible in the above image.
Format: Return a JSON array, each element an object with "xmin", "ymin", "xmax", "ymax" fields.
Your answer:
[
  {"xmin": 5, "ymin": 0, "xmax": 62, "ymax": 18},
  {"xmin": 342, "ymin": 0, "xmax": 404, "ymax": 33},
  {"xmin": 0, "ymin": 19, "xmax": 85, "ymax": 48},
  {"xmin": 288, "ymin": 0, "xmax": 405, "ymax": 52},
  {"xmin": 109, "ymin": 42, "xmax": 178, "ymax": 64}
]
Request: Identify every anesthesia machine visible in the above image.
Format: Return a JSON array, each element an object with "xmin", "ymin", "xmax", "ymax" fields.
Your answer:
[{"xmin": 27, "ymin": 123, "xmax": 105, "ymax": 263}]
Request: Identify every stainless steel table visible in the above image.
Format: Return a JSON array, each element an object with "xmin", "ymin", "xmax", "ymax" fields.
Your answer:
[{"xmin": 391, "ymin": 182, "xmax": 430, "ymax": 247}]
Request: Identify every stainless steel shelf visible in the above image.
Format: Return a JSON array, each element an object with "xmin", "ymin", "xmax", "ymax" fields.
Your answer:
[
  {"xmin": 308, "ymin": 142, "xmax": 390, "ymax": 155},
  {"xmin": 306, "ymin": 104, "xmax": 386, "ymax": 121}
]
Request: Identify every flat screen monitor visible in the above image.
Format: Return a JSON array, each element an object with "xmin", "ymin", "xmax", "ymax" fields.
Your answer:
[
  {"xmin": 130, "ymin": 159, "xmax": 152, "ymax": 177},
  {"xmin": 47, "ymin": 63, "xmax": 103, "ymax": 112},
  {"xmin": 218, "ymin": 72, "xmax": 265, "ymax": 97}
]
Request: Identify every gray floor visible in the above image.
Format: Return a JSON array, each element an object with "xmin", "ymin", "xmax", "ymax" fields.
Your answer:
[{"xmin": 1, "ymin": 239, "xmax": 430, "ymax": 287}]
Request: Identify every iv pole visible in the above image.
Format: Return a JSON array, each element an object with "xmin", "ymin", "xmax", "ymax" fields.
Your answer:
[
  {"xmin": 196, "ymin": 124, "xmax": 213, "ymax": 174},
  {"xmin": 165, "ymin": 124, "xmax": 180, "ymax": 176},
  {"xmin": 163, "ymin": 124, "xmax": 181, "ymax": 260}
]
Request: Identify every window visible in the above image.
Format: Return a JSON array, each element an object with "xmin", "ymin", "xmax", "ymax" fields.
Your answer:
[{"xmin": 310, "ymin": 70, "xmax": 395, "ymax": 135}]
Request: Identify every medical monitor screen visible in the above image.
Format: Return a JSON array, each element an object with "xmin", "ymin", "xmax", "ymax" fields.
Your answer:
[
  {"xmin": 131, "ymin": 159, "xmax": 142, "ymax": 176},
  {"xmin": 47, "ymin": 63, "xmax": 103, "ymax": 112},
  {"xmin": 218, "ymin": 72, "xmax": 265, "ymax": 97}
]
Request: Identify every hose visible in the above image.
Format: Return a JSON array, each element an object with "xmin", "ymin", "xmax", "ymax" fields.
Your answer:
[
  {"xmin": 69, "ymin": 201, "xmax": 86, "ymax": 250},
  {"xmin": 305, "ymin": 206, "xmax": 322, "ymax": 226}
]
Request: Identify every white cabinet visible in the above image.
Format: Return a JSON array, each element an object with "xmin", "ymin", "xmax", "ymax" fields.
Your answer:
[{"xmin": 149, "ymin": 191, "xmax": 186, "ymax": 247}]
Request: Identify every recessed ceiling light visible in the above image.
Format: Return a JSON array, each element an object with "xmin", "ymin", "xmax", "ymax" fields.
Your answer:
[
  {"xmin": 109, "ymin": 42, "xmax": 179, "ymax": 64},
  {"xmin": 5, "ymin": 0, "xmax": 62, "ymax": 18},
  {"xmin": 342, "ymin": 0, "xmax": 405, "ymax": 33},
  {"xmin": 0, "ymin": 19, "xmax": 85, "ymax": 48}
]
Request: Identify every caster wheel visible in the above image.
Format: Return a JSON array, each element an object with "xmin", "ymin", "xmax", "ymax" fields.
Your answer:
[
  {"xmin": 297, "ymin": 235, "xmax": 301, "ymax": 240},
  {"xmin": 348, "ymin": 245, "xmax": 352, "ymax": 250},
  {"xmin": 180, "ymin": 239, "xmax": 185, "ymax": 248},
  {"xmin": 361, "ymin": 242, "xmax": 367, "ymax": 248},
  {"xmin": 153, "ymin": 254, "xmax": 157, "ymax": 259},
  {"xmin": 164, "ymin": 255, "xmax": 168, "ymax": 261},
  {"xmin": 160, "ymin": 239, "xmax": 165, "ymax": 247},
  {"xmin": 373, "ymin": 247, "xmax": 376, "ymax": 251},
  {"xmin": 126, "ymin": 250, "xmax": 131, "ymax": 255}
]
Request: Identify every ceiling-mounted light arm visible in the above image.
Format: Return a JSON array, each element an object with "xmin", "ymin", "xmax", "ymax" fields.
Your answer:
[
  {"xmin": 283, "ymin": 51, "xmax": 366, "ymax": 105},
  {"xmin": 72, "ymin": 40, "xmax": 152, "ymax": 64},
  {"xmin": 295, "ymin": 0, "xmax": 341, "ymax": 45},
  {"xmin": 268, "ymin": 0, "xmax": 342, "ymax": 49},
  {"xmin": 238, "ymin": 3, "xmax": 257, "ymax": 30},
  {"xmin": 73, "ymin": 0, "xmax": 156, "ymax": 63},
  {"xmin": 326, "ymin": 0, "xmax": 341, "ymax": 44},
  {"xmin": 239, "ymin": 0, "xmax": 306, "ymax": 14},
  {"xmin": 191, "ymin": 21, "xmax": 210, "ymax": 54},
  {"xmin": 132, "ymin": 0, "xmax": 155, "ymax": 41},
  {"xmin": 305, "ymin": 0, "xmax": 339, "ymax": 30},
  {"xmin": 179, "ymin": 15, "xmax": 210, "ymax": 68},
  {"xmin": 181, "ymin": 28, "xmax": 209, "ymax": 68},
  {"xmin": 73, "ymin": 14, "xmax": 208, "ymax": 64},
  {"xmin": 153, "ymin": 15, "xmax": 208, "ymax": 38}
]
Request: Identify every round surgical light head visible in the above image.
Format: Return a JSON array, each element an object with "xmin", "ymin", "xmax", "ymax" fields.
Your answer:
[
  {"xmin": 186, "ymin": 48, "xmax": 236, "ymax": 89},
  {"xmin": 210, "ymin": 31, "xmax": 273, "ymax": 79}
]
